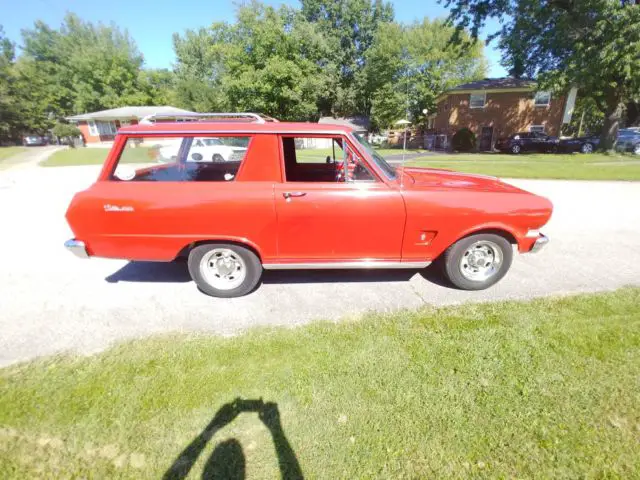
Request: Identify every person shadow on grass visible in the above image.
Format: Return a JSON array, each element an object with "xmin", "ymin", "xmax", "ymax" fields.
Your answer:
[{"xmin": 162, "ymin": 398, "xmax": 304, "ymax": 480}]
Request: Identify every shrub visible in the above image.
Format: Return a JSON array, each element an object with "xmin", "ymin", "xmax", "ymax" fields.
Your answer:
[
  {"xmin": 52, "ymin": 122, "xmax": 82, "ymax": 148},
  {"xmin": 452, "ymin": 128, "xmax": 477, "ymax": 152}
]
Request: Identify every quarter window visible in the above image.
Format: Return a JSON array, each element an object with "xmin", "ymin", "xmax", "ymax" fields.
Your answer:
[
  {"xmin": 470, "ymin": 93, "xmax": 486, "ymax": 109},
  {"xmin": 110, "ymin": 135, "xmax": 251, "ymax": 182},
  {"xmin": 534, "ymin": 91, "xmax": 551, "ymax": 107}
]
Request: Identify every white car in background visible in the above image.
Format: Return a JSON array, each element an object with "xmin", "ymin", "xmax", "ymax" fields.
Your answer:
[{"xmin": 159, "ymin": 137, "xmax": 247, "ymax": 163}]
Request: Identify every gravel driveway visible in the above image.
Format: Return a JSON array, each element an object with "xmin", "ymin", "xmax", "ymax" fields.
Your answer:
[{"xmin": 1, "ymin": 160, "xmax": 639, "ymax": 366}]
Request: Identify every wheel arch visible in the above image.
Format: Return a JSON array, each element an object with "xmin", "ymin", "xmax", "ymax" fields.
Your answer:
[
  {"xmin": 176, "ymin": 237, "xmax": 264, "ymax": 262},
  {"xmin": 433, "ymin": 225, "xmax": 520, "ymax": 260}
]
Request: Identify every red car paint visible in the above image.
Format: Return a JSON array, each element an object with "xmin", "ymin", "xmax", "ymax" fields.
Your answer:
[{"xmin": 65, "ymin": 121, "xmax": 552, "ymax": 266}]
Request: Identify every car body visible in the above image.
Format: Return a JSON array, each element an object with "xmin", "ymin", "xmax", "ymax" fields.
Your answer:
[
  {"xmin": 617, "ymin": 128, "xmax": 640, "ymax": 155},
  {"xmin": 22, "ymin": 135, "xmax": 47, "ymax": 146},
  {"xmin": 559, "ymin": 128, "xmax": 640, "ymax": 154},
  {"xmin": 159, "ymin": 136, "xmax": 247, "ymax": 162},
  {"xmin": 64, "ymin": 113, "xmax": 552, "ymax": 297},
  {"xmin": 495, "ymin": 132, "xmax": 559, "ymax": 154}
]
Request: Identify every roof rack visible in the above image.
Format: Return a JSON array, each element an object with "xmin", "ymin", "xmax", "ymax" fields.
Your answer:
[{"xmin": 138, "ymin": 112, "xmax": 279, "ymax": 125}]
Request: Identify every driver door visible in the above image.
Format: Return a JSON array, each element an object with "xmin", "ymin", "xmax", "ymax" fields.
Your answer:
[{"xmin": 274, "ymin": 135, "xmax": 406, "ymax": 263}]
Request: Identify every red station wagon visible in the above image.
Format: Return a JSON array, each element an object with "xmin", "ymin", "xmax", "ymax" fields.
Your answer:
[{"xmin": 65, "ymin": 113, "xmax": 552, "ymax": 298}]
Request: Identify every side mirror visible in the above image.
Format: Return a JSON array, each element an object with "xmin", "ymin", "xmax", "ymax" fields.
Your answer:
[{"xmin": 326, "ymin": 155, "xmax": 332, "ymax": 164}]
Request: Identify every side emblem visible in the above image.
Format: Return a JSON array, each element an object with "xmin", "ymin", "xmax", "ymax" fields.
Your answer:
[{"xmin": 104, "ymin": 204, "xmax": 135, "ymax": 212}]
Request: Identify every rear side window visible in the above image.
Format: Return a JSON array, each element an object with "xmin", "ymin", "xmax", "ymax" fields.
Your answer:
[{"xmin": 111, "ymin": 136, "xmax": 251, "ymax": 182}]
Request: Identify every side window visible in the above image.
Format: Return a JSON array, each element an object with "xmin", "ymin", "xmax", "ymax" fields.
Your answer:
[
  {"xmin": 110, "ymin": 135, "xmax": 251, "ymax": 182},
  {"xmin": 281, "ymin": 136, "xmax": 376, "ymax": 183}
]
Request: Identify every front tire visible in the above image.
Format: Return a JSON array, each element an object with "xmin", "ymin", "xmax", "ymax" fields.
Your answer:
[
  {"xmin": 511, "ymin": 144, "xmax": 521, "ymax": 154},
  {"xmin": 212, "ymin": 154, "xmax": 225, "ymax": 162},
  {"xmin": 188, "ymin": 243, "xmax": 262, "ymax": 298},
  {"xmin": 441, "ymin": 233, "xmax": 513, "ymax": 290}
]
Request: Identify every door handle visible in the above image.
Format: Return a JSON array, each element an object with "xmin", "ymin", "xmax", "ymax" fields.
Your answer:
[{"xmin": 283, "ymin": 192, "xmax": 307, "ymax": 199}]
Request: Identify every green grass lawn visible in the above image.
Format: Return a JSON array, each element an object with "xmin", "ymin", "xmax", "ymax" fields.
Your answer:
[
  {"xmin": 41, "ymin": 147, "xmax": 153, "ymax": 167},
  {"xmin": 1, "ymin": 289, "xmax": 639, "ymax": 479},
  {"xmin": 407, "ymin": 152, "xmax": 640, "ymax": 181},
  {"xmin": 0, "ymin": 147, "xmax": 28, "ymax": 170},
  {"xmin": 0, "ymin": 146, "xmax": 27, "ymax": 162}
]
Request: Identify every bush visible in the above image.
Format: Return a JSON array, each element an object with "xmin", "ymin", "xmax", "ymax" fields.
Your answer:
[
  {"xmin": 52, "ymin": 122, "xmax": 82, "ymax": 148},
  {"xmin": 452, "ymin": 128, "xmax": 477, "ymax": 152}
]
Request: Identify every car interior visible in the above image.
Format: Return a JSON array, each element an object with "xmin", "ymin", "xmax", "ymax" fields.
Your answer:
[{"xmin": 281, "ymin": 136, "xmax": 375, "ymax": 183}]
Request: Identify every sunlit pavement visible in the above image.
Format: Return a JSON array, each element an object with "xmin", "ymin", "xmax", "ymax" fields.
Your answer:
[{"xmin": 1, "ymin": 162, "xmax": 639, "ymax": 366}]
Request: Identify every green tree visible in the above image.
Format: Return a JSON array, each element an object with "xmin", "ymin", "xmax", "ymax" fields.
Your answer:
[
  {"xmin": 443, "ymin": 0, "xmax": 640, "ymax": 150},
  {"xmin": 0, "ymin": 25, "xmax": 20, "ymax": 141},
  {"xmin": 173, "ymin": 1, "xmax": 333, "ymax": 120},
  {"xmin": 365, "ymin": 19, "xmax": 486, "ymax": 129},
  {"xmin": 301, "ymin": 0, "xmax": 394, "ymax": 116}
]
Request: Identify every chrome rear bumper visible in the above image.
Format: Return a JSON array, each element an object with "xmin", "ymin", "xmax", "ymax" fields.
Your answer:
[
  {"xmin": 530, "ymin": 234, "xmax": 549, "ymax": 253},
  {"xmin": 64, "ymin": 239, "xmax": 89, "ymax": 259}
]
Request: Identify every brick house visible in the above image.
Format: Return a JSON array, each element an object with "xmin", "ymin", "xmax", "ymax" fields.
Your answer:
[
  {"xmin": 428, "ymin": 78, "xmax": 577, "ymax": 151},
  {"xmin": 67, "ymin": 106, "xmax": 195, "ymax": 144}
]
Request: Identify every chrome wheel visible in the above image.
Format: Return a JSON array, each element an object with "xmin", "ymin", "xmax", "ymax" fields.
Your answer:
[
  {"xmin": 459, "ymin": 241, "xmax": 503, "ymax": 282},
  {"xmin": 199, "ymin": 248, "xmax": 247, "ymax": 290},
  {"xmin": 512, "ymin": 145, "xmax": 521, "ymax": 154},
  {"xmin": 581, "ymin": 143, "xmax": 593, "ymax": 154}
]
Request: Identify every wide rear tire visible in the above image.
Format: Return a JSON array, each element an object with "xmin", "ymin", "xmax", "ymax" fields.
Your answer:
[{"xmin": 188, "ymin": 243, "xmax": 262, "ymax": 298}]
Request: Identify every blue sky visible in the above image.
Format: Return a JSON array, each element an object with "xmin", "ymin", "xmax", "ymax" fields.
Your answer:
[{"xmin": 1, "ymin": 0, "xmax": 507, "ymax": 76}]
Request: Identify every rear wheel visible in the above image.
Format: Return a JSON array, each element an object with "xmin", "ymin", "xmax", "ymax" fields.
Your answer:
[
  {"xmin": 633, "ymin": 143, "xmax": 640, "ymax": 155},
  {"xmin": 580, "ymin": 143, "xmax": 594, "ymax": 154},
  {"xmin": 441, "ymin": 233, "xmax": 513, "ymax": 290},
  {"xmin": 511, "ymin": 144, "xmax": 521, "ymax": 154},
  {"xmin": 188, "ymin": 243, "xmax": 262, "ymax": 298}
]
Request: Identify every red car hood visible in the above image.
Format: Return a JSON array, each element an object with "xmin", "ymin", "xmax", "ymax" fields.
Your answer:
[{"xmin": 400, "ymin": 167, "xmax": 525, "ymax": 193}]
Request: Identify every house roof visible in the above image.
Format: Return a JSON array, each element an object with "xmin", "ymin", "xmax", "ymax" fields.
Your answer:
[
  {"xmin": 450, "ymin": 78, "xmax": 537, "ymax": 91},
  {"xmin": 67, "ymin": 106, "xmax": 196, "ymax": 121},
  {"xmin": 318, "ymin": 116, "xmax": 370, "ymax": 132}
]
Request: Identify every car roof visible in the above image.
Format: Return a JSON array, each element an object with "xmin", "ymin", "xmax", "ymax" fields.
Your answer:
[{"xmin": 118, "ymin": 121, "xmax": 355, "ymax": 136}]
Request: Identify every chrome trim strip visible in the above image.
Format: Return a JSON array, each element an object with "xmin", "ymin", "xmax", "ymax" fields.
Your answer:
[
  {"xmin": 529, "ymin": 234, "xmax": 549, "ymax": 253},
  {"xmin": 64, "ymin": 239, "xmax": 89, "ymax": 259},
  {"xmin": 263, "ymin": 261, "xmax": 430, "ymax": 270}
]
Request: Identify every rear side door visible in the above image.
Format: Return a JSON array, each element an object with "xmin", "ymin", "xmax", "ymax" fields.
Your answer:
[
  {"xmin": 71, "ymin": 133, "xmax": 278, "ymax": 261},
  {"xmin": 272, "ymin": 135, "xmax": 406, "ymax": 264}
]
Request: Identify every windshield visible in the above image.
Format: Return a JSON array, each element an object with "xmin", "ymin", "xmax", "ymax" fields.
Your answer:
[{"xmin": 352, "ymin": 133, "xmax": 397, "ymax": 180}]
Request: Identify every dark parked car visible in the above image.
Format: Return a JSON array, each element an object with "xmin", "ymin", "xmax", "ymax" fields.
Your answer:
[
  {"xmin": 559, "ymin": 128, "xmax": 640, "ymax": 155},
  {"xmin": 22, "ymin": 135, "xmax": 48, "ymax": 146},
  {"xmin": 495, "ymin": 132, "xmax": 559, "ymax": 154},
  {"xmin": 617, "ymin": 128, "xmax": 640, "ymax": 155}
]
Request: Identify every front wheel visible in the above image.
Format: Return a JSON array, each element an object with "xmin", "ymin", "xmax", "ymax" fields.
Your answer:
[
  {"xmin": 188, "ymin": 243, "xmax": 262, "ymax": 298},
  {"xmin": 441, "ymin": 233, "xmax": 513, "ymax": 290},
  {"xmin": 511, "ymin": 144, "xmax": 521, "ymax": 154},
  {"xmin": 633, "ymin": 143, "xmax": 640, "ymax": 155},
  {"xmin": 212, "ymin": 153, "xmax": 225, "ymax": 162}
]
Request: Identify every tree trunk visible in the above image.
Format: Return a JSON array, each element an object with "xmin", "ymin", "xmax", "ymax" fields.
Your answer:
[{"xmin": 599, "ymin": 97, "xmax": 623, "ymax": 152}]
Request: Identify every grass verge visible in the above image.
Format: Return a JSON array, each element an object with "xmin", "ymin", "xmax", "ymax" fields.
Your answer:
[
  {"xmin": 0, "ymin": 147, "xmax": 28, "ymax": 169},
  {"xmin": 407, "ymin": 152, "xmax": 640, "ymax": 181},
  {"xmin": 1, "ymin": 289, "xmax": 639, "ymax": 478}
]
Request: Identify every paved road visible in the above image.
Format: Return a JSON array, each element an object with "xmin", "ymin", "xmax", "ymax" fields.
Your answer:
[{"xmin": 1, "ymin": 159, "xmax": 639, "ymax": 366}]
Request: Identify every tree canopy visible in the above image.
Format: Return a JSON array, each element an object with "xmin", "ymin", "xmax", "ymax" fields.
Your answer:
[
  {"xmin": 444, "ymin": 0, "xmax": 640, "ymax": 149},
  {"xmin": 0, "ymin": 1, "xmax": 488, "ymax": 141}
]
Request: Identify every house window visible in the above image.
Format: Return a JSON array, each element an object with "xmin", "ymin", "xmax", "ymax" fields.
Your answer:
[
  {"xmin": 534, "ymin": 91, "xmax": 551, "ymax": 107},
  {"xmin": 469, "ymin": 93, "xmax": 486, "ymax": 109},
  {"xmin": 529, "ymin": 125, "xmax": 545, "ymax": 133},
  {"xmin": 88, "ymin": 120, "xmax": 117, "ymax": 137}
]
